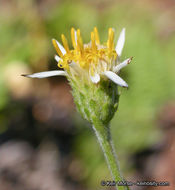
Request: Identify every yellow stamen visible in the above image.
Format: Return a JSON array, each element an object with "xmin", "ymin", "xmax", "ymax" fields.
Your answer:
[
  {"xmin": 94, "ymin": 27, "xmax": 100, "ymax": 44},
  {"xmin": 57, "ymin": 59, "xmax": 69, "ymax": 69},
  {"xmin": 52, "ymin": 27, "xmax": 118, "ymax": 72},
  {"xmin": 107, "ymin": 28, "xmax": 114, "ymax": 51},
  {"xmin": 61, "ymin": 34, "xmax": 70, "ymax": 53},
  {"xmin": 91, "ymin": 32, "xmax": 97, "ymax": 53},
  {"xmin": 71, "ymin": 27, "xmax": 77, "ymax": 49},
  {"xmin": 77, "ymin": 29, "xmax": 84, "ymax": 54},
  {"xmin": 57, "ymin": 62, "xmax": 63, "ymax": 68},
  {"xmin": 52, "ymin": 39, "xmax": 63, "ymax": 58},
  {"xmin": 90, "ymin": 66, "xmax": 94, "ymax": 76}
]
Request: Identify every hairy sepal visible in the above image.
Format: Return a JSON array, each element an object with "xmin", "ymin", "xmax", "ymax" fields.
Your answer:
[{"xmin": 69, "ymin": 77, "xmax": 119, "ymax": 125}]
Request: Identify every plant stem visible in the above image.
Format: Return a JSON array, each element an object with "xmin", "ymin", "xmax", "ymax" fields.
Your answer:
[{"xmin": 92, "ymin": 119, "xmax": 129, "ymax": 190}]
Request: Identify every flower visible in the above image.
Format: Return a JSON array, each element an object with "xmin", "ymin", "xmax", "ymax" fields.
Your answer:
[
  {"xmin": 22, "ymin": 28, "xmax": 132, "ymax": 184},
  {"xmin": 22, "ymin": 27, "xmax": 132, "ymax": 88}
]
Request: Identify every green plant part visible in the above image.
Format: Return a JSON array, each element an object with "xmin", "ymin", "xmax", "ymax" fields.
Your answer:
[{"xmin": 22, "ymin": 27, "xmax": 132, "ymax": 190}]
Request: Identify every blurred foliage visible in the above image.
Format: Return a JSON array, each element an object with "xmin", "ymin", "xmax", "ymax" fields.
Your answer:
[{"xmin": 0, "ymin": 0, "xmax": 175, "ymax": 189}]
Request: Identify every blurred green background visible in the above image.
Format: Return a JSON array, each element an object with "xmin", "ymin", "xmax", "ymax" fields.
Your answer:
[{"xmin": 0, "ymin": 0, "xmax": 175, "ymax": 189}]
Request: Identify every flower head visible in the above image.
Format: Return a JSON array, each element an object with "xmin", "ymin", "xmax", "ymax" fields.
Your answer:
[
  {"xmin": 23, "ymin": 27, "xmax": 132, "ymax": 124},
  {"xmin": 23, "ymin": 27, "xmax": 132, "ymax": 88}
]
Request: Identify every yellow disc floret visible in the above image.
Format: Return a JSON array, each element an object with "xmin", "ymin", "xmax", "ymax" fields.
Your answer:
[
  {"xmin": 52, "ymin": 27, "xmax": 118, "ymax": 73},
  {"xmin": 61, "ymin": 34, "xmax": 70, "ymax": 53}
]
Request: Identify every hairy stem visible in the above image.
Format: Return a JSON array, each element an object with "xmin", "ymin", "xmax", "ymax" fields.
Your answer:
[{"xmin": 92, "ymin": 119, "xmax": 129, "ymax": 190}]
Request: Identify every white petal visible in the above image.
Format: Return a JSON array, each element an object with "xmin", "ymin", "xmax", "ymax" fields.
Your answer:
[
  {"xmin": 74, "ymin": 30, "xmax": 77, "ymax": 45},
  {"xmin": 90, "ymin": 73, "xmax": 100, "ymax": 84},
  {"xmin": 54, "ymin": 55, "xmax": 61, "ymax": 62},
  {"xmin": 113, "ymin": 57, "xmax": 132, "ymax": 73},
  {"xmin": 69, "ymin": 61, "xmax": 80, "ymax": 70},
  {"xmin": 104, "ymin": 71, "xmax": 128, "ymax": 88},
  {"xmin": 22, "ymin": 70, "xmax": 66, "ymax": 78},
  {"xmin": 115, "ymin": 28, "xmax": 125, "ymax": 57},
  {"xmin": 69, "ymin": 61, "xmax": 77, "ymax": 68},
  {"xmin": 69, "ymin": 61, "xmax": 82, "ymax": 75},
  {"xmin": 54, "ymin": 39, "xmax": 66, "ymax": 55}
]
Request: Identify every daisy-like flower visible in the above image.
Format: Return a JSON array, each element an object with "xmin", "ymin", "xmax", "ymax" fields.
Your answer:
[
  {"xmin": 23, "ymin": 27, "xmax": 132, "ymax": 88},
  {"xmin": 23, "ymin": 28, "xmax": 133, "ymax": 188}
]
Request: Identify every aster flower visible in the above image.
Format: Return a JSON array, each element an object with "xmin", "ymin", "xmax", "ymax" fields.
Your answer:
[
  {"xmin": 23, "ymin": 27, "xmax": 132, "ymax": 190},
  {"xmin": 23, "ymin": 27, "xmax": 132, "ymax": 88}
]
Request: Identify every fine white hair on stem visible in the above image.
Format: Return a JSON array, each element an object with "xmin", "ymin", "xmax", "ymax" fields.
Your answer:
[
  {"xmin": 21, "ymin": 70, "xmax": 66, "ymax": 78},
  {"xmin": 115, "ymin": 28, "xmax": 125, "ymax": 57},
  {"xmin": 104, "ymin": 71, "xmax": 128, "ymax": 88}
]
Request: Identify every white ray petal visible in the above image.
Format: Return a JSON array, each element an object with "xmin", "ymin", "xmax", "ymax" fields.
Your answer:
[
  {"xmin": 74, "ymin": 30, "xmax": 77, "ymax": 45},
  {"xmin": 69, "ymin": 61, "xmax": 82, "ymax": 75},
  {"xmin": 104, "ymin": 71, "xmax": 128, "ymax": 88},
  {"xmin": 54, "ymin": 39, "xmax": 66, "ymax": 55},
  {"xmin": 69, "ymin": 61, "xmax": 80, "ymax": 70},
  {"xmin": 22, "ymin": 70, "xmax": 66, "ymax": 78},
  {"xmin": 90, "ymin": 73, "xmax": 100, "ymax": 84},
  {"xmin": 115, "ymin": 28, "xmax": 125, "ymax": 57},
  {"xmin": 113, "ymin": 57, "xmax": 132, "ymax": 73},
  {"xmin": 54, "ymin": 55, "xmax": 61, "ymax": 62}
]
